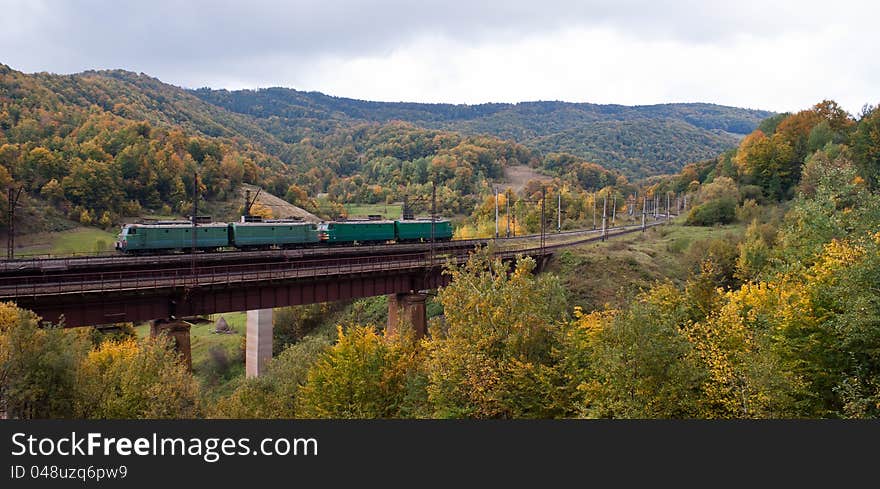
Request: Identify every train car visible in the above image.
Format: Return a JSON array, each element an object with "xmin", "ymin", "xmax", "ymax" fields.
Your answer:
[
  {"xmin": 394, "ymin": 218, "xmax": 454, "ymax": 242},
  {"xmin": 230, "ymin": 219, "xmax": 319, "ymax": 249},
  {"xmin": 318, "ymin": 219, "xmax": 396, "ymax": 245},
  {"xmin": 115, "ymin": 221, "xmax": 230, "ymax": 253}
]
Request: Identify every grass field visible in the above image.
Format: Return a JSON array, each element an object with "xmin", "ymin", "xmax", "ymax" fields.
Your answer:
[
  {"xmin": 14, "ymin": 226, "xmax": 119, "ymax": 256},
  {"xmin": 344, "ymin": 202, "xmax": 402, "ymax": 219},
  {"xmin": 51, "ymin": 227, "xmax": 118, "ymax": 254},
  {"xmin": 546, "ymin": 221, "xmax": 746, "ymax": 312},
  {"xmin": 135, "ymin": 311, "xmax": 248, "ymax": 399}
]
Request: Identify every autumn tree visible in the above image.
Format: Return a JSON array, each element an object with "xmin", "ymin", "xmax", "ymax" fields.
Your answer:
[
  {"xmin": 248, "ymin": 201, "xmax": 273, "ymax": 219},
  {"xmin": 565, "ymin": 285, "xmax": 705, "ymax": 418},
  {"xmin": 212, "ymin": 336, "xmax": 330, "ymax": 419},
  {"xmin": 734, "ymin": 130, "xmax": 797, "ymax": 200},
  {"xmin": 685, "ymin": 281, "xmax": 803, "ymax": 418},
  {"xmin": 0, "ymin": 303, "xmax": 88, "ymax": 418},
  {"xmin": 75, "ymin": 336, "xmax": 201, "ymax": 418},
  {"xmin": 296, "ymin": 325, "xmax": 426, "ymax": 418},
  {"xmin": 426, "ymin": 252, "xmax": 569, "ymax": 418}
]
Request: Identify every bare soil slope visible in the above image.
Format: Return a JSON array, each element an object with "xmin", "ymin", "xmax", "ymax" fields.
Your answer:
[
  {"xmin": 240, "ymin": 184, "xmax": 322, "ymax": 222},
  {"xmin": 501, "ymin": 165, "xmax": 553, "ymax": 192}
]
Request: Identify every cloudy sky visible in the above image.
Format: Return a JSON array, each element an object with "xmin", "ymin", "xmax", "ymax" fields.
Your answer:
[{"xmin": 1, "ymin": 0, "xmax": 877, "ymax": 114}]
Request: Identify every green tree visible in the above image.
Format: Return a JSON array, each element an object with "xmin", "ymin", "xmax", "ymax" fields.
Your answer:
[
  {"xmin": 0, "ymin": 303, "xmax": 88, "ymax": 418},
  {"xmin": 296, "ymin": 325, "xmax": 426, "ymax": 418},
  {"xmin": 852, "ymin": 105, "xmax": 880, "ymax": 188},
  {"xmin": 426, "ymin": 252, "xmax": 569, "ymax": 418},
  {"xmin": 213, "ymin": 336, "xmax": 330, "ymax": 418},
  {"xmin": 40, "ymin": 178, "xmax": 64, "ymax": 204},
  {"xmin": 567, "ymin": 285, "xmax": 705, "ymax": 418},
  {"xmin": 685, "ymin": 197, "xmax": 736, "ymax": 226},
  {"xmin": 75, "ymin": 336, "xmax": 200, "ymax": 418}
]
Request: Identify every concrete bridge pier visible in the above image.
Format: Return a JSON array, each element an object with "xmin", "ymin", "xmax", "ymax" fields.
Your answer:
[
  {"xmin": 246, "ymin": 308, "xmax": 273, "ymax": 378},
  {"xmin": 150, "ymin": 319, "xmax": 192, "ymax": 371},
  {"xmin": 387, "ymin": 292, "xmax": 428, "ymax": 338}
]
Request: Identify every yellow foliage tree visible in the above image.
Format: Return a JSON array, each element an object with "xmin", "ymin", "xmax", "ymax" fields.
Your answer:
[
  {"xmin": 0, "ymin": 302, "xmax": 88, "ymax": 418},
  {"xmin": 426, "ymin": 252, "xmax": 568, "ymax": 418},
  {"xmin": 75, "ymin": 337, "xmax": 200, "ymax": 418},
  {"xmin": 685, "ymin": 281, "xmax": 804, "ymax": 418},
  {"xmin": 249, "ymin": 201, "xmax": 273, "ymax": 219},
  {"xmin": 296, "ymin": 325, "xmax": 426, "ymax": 418}
]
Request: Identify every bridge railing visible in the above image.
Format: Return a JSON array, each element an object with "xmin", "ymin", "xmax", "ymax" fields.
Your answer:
[{"xmin": 0, "ymin": 250, "xmax": 478, "ymax": 298}]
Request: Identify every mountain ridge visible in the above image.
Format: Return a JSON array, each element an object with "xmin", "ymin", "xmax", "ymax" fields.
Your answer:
[{"xmin": 192, "ymin": 85, "xmax": 774, "ymax": 177}]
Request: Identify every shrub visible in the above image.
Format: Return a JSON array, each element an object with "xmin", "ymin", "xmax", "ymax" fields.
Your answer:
[{"xmin": 686, "ymin": 198, "xmax": 736, "ymax": 226}]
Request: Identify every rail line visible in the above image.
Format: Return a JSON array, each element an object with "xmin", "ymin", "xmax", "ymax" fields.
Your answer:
[
  {"xmin": 0, "ymin": 216, "xmax": 672, "ymax": 273},
  {"xmin": 0, "ymin": 220, "xmax": 665, "ymax": 299}
]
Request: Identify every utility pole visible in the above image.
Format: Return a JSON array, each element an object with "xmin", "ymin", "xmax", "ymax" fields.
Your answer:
[
  {"xmin": 494, "ymin": 186, "xmax": 499, "ymax": 239},
  {"xmin": 242, "ymin": 187, "xmax": 261, "ymax": 221},
  {"xmin": 506, "ymin": 189, "xmax": 511, "ymax": 238},
  {"xmin": 666, "ymin": 192, "xmax": 670, "ymax": 220},
  {"xmin": 431, "ymin": 182, "xmax": 436, "ymax": 267},
  {"xmin": 191, "ymin": 172, "xmax": 198, "ymax": 283},
  {"xmin": 611, "ymin": 195, "xmax": 616, "ymax": 227},
  {"xmin": 6, "ymin": 186, "xmax": 23, "ymax": 260},
  {"xmin": 557, "ymin": 192, "xmax": 561, "ymax": 233},
  {"xmin": 540, "ymin": 186, "xmax": 546, "ymax": 253},
  {"xmin": 601, "ymin": 195, "xmax": 608, "ymax": 241},
  {"xmin": 592, "ymin": 194, "xmax": 597, "ymax": 230},
  {"xmin": 642, "ymin": 194, "xmax": 647, "ymax": 232}
]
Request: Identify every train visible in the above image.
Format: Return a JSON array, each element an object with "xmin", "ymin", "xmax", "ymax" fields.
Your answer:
[{"xmin": 114, "ymin": 216, "xmax": 454, "ymax": 254}]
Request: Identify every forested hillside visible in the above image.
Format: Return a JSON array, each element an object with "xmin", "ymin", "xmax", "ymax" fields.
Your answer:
[
  {"xmin": 3, "ymin": 78, "xmax": 880, "ymax": 418},
  {"xmin": 194, "ymin": 87, "xmax": 772, "ymax": 177},
  {"xmin": 207, "ymin": 99, "xmax": 880, "ymax": 419},
  {"xmin": 0, "ymin": 63, "xmax": 777, "ymax": 236},
  {"xmin": 1, "ymin": 64, "xmax": 618, "ymax": 229}
]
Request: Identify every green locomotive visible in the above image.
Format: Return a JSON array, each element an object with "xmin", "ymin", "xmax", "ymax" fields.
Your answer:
[
  {"xmin": 230, "ymin": 220, "xmax": 319, "ymax": 249},
  {"xmin": 115, "ymin": 220, "xmax": 229, "ymax": 253},
  {"xmin": 116, "ymin": 216, "xmax": 453, "ymax": 253},
  {"xmin": 317, "ymin": 219, "xmax": 396, "ymax": 244},
  {"xmin": 394, "ymin": 218, "xmax": 453, "ymax": 242}
]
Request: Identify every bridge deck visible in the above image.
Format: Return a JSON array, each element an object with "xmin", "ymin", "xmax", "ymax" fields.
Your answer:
[
  {"xmin": 0, "ymin": 220, "xmax": 668, "ymax": 326},
  {"xmin": 0, "ymin": 222, "xmax": 660, "ymax": 299}
]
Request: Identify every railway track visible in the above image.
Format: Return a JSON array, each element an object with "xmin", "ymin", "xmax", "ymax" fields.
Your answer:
[
  {"xmin": 0, "ymin": 216, "xmax": 672, "ymax": 273},
  {"xmin": 0, "ymin": 221, "xmax": 665, "ymax": 299}
]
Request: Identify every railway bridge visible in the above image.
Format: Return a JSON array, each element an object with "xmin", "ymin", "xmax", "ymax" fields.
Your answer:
[{"xmin": 0, "ymin": 221, "xmax": 665, "ymax": 376}]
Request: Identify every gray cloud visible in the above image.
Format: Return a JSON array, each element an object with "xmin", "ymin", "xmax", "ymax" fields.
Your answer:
[
  {"xmin": 2, "ymin": 1, "xmax": 821, "ymax": 72},
  {"xmin": 0, "ymin": 0, "xmax": 876, "ymax": 112}
]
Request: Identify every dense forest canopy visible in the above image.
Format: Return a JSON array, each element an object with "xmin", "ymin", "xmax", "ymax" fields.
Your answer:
[
  {"xmin": 0, "ymin": 64, "xmax": 642, "ymax": 229},
  {"xmin": 194, "ymin": 86, "xmax": 773, "ymax": 178}
]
